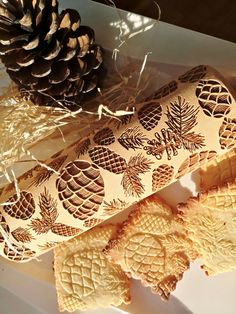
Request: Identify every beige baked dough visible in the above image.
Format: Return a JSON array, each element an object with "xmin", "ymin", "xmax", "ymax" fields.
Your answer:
[
  {"xmin": 104, "ymin": 194, "xmax": 198, "ymax": 300},
  {"xmin": 178, "ymin": 179, "xmax": 236, "ymax": 275},
  {"xmin": 54, "ymin": 225, "xmax": 131, "ymax": 312}
]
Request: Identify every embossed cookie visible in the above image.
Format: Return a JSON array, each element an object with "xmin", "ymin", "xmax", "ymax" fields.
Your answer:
[
  {"xmin": 200, "ymin": 148, "xmax": 236, "ymax": 190},
  {"xmin": 178, "ymin": 179, "xmax": 236, "ymax": 275},
  {"xmin": 54, "ymin": 225, "xmax": 131, "ymax": 312},
  {"xmin": 104, "ymin": 195, "xmax": 198, "ymax": 300}
]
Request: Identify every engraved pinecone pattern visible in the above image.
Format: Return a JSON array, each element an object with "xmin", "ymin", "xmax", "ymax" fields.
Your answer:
[
  {"xmin": 178, "ymin": 65, "xmax": 207, "ymax": 83},
  {"xmin": 0, "ymin": 0, "xmax": 103, "ymax": 108},
  {"xmin": 0, "ymin": 213, "xmax": 10, "ymax": 243},
  {"xmin": 56, "ymin": 160, "xmax": 105, "ymax": 220},
  {"xmin": 51, "ymin": 223, "xmax": 82, "ymax": 236},
  {"xmin": 219, "ymin": 118, "xmax": 236, "ymax": 149},
  {"xmin": 93, "ymin": 127, "xmax": 115, "ymax": 146},
  {"xmin": 145, "ymin": 81, "xmax": 178, "ymax": 100},
  {"xmin": 138, "ymin": 103, "xmax": 162, "ymax": 131},
  {"xmin": 88, "ymin": 147, "xmax": 127, "ymax": 174},
  {"xmin": 152, "ymin": 165, "xmax": 174, "ymax": 191},
  {"xmin": 3, "ymin": 243, "xmax": 36, "ymax": 262},
  {"xmin": 3, "ymin": 191, "xmax": 35, "ymax": 220},
  {"xmin": 176, "ymin": 151, "xmax": 217, "ymax": 179},
  {"xmin": 83, "ymin": 218, "xmax": 104, "ymax": 228},
  {"xmin": 196, "ymin": 79, "xmax": 232, "ymax": 117}
]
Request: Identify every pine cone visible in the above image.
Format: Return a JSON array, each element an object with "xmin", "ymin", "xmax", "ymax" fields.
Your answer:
[
  {"xmin": 88, "ymin": 146, "xmax": 127, "ymax": 174},
  {"xmin": 56, "ymin": 160, "xmax": 105, "ymax": 220},
  {"xmin": 0, "ymin": 213, "xmax": 10, "ymax": 243},
  {"xmin": 138, "ymin": 102, "xmax": 162, "ymax": 131},
  {"xmin": 4, "ymin": 243, "xmax": 35, "ymax": 262},
  {"xmin": 196, "ymin": 79, "xmax": 232, "ymax": 117},
  {"xmin": 178, "ymin": 65, "xmax": 207, "ymax": 83},
  {"xmin": 152, "ymin": 165, "xmax": 174, "ymax": 191},
  {"xmin": 93, "ymin": 127, "xmax": 115, "ymax": 146},
  {"xmin": 219, "ymin": 117, "xmax": 236, "ymax": 149},
  {"xmin": 3, "ymin": 191, "xmax": 36, "ymax": 220},
  {"xmin": 0, "ymin": 0, "xmax": 103, "ymax": 109},
  {"xmin": 51, "ymin": 223, "xmax": 81, "ymax": 236},
  {"xmin": 176, "ymin": 150, "xmax": 217, "ymax": 179}
]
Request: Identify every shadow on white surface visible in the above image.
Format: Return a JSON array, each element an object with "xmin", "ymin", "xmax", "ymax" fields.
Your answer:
[{"xmin": 0, "ymin": 286, "xmax": 45, "ymax": 314}]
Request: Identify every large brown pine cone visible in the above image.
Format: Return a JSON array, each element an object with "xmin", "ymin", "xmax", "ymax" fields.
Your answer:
[{"xmin": 0, "ymin": 0, "xmax": 103, "ymax": 109}]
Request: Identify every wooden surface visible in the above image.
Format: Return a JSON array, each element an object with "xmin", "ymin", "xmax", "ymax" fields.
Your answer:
[{"xmin": 93, "ymin": 0, "xmax": 236, "ymax": 43}]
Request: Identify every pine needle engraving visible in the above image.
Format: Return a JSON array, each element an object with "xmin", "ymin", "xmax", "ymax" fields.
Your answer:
[
  {"xmin": 11, "ymin": 227, "xmax": 35, "ymax": 243},
  {"xmin": 102, "ymin": 199, "xmax": 130, "ymax": 216},
  {"xmin": 121, "ymin": 154, "xmax": 153, "ymax": 197},
  {"xmin": 74, "ymin": 138, "xmax": 91, "ymax": 157},
  {"xmin": 144, "ymin": 96, "xmax": 205, "ymax": 160},
  {"xmin": 29, "ymin": 188, "xmax": 81, "ymax": 236},
  {"xmin": 118, "ymin": 126, "xmax": 148, "ymax": 150},
  {"xmin": 31, "ymin": 155, "xmax": 67, "ymax": 187}
]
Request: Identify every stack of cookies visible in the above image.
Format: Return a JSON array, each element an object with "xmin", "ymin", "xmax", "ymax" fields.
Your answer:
[{"xmin": 53, "ymin": 148, "xmax": 236, "ymax": 312}]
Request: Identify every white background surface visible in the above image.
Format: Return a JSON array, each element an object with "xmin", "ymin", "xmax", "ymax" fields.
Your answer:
[{"xmin": 1, "ymin": 1, "xmax": 236, "ymax": 313}]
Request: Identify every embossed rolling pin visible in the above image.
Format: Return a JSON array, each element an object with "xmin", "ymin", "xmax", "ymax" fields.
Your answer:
[{"xmin": 0, "ymin": 65, "xmax": 236, "ymax": 262}]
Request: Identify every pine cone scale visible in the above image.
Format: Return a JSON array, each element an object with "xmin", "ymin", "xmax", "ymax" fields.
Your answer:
[
  {"xmin": 31, "ymin": 58, "xmax": 52, "ymax": 77},
  {"xmin": 0, "ymin": 0, "xmax": 103, "ymax": 108}
]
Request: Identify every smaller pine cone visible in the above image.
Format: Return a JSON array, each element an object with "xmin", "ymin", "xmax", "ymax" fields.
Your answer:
[
  {"xmin": 93, "ymin": 127, "xmax": 115, "ymax": 146},
  {"xmin": 0, "ymin": 213, "xmax": 10, "ymax": 243},
  {"xmin": 176, "ymin": 151, "xmax": 217, "ymax": 179},
  {"xmin": 138, "ymin": 103, "xmax": 162, "ymax": 131},
  {"xmin": 51, "ymin": 223, "xmax": 81, "ymax": 237},
  {"xmin": 178, "ymin": 65, "xmax": 207, "ymax": 83},
  {"xmin": 146, "ymin": 81, "xmax": 178, "ymax": 100},
  {"xmin": 4, "ymin": 243, "xmax": 36, "ymax": 262},
  {"xmin": 83, "ymin": 218, "xmax": 104, "ymax": 228},
  {"xmin": 88, "ymin": 147, "xmax": 127, "ymax": 174},
  {"xmin": 3, "ymin": 191, "xmax": 35, "ymax": 220},
  {"xmin": 152, "ymin": 165, "xmax": 174, "ymax": 191},
  {"xmin": 219, "ymin": 118, "xmax": 236, "ymax": 149},
  {"xmin": 196, "ymin": 79, "xmax": 232, "ymax": 118}
]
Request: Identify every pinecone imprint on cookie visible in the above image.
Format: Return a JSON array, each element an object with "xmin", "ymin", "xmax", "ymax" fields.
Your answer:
[
  {"xmin": 51, "ymin": 223, "xmax": 81, "ymax": 236},
  {"xmin": 88, "ymin": 147, "xmax": 127, "ymax": 174},
  {"xmin": 178, "ymin": 65, "xmax": 207, "ymax": 83},
  {"xmin": 60, "ymin": 250, "xmax": 127, "ymax": 301},
  {"xmin": 3, "ymin": 191, "xmax": 35, "ymax": 220},
  {"xmin": 152, "ymin": 165, "xmax": 174, "ymax": 191},
  {"xmin": 0, "ymin": 0, "xmax": 103, "ymax": 108},
  {"xmin": 176, "ymin": 150, "xmax": 217, "ymax": 179},
  {"xmin": 138, "ymin": 103, "xmax": 162, "ymax": 131},
  {"xmin": 146, "ymin": 81, "xmax": 178, "ymax": 100},
  {"xmin": 219, "ymin": 118, "xmax": 236, "ymax": 149},
  {"xmin": 93, "ymin": 127, "xmax": 115, "ymax": 146},
  {"xmin": 196, "ymin": 79, "xmax": 232, "ymax": 117},
  {"xmin": 0, "ymin": 213, "xmax": 10, "ymax": 243},
  {"xmin": 4, "ymin": 243, "xmax": 36, "ymax": 262},
  {"xmin": 56, "ymin": 160, "xmax": 105, "ymax": 220},
  {"xmin": 124, "ymin": 233, "xmax": 165, "ymax": 277}
]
